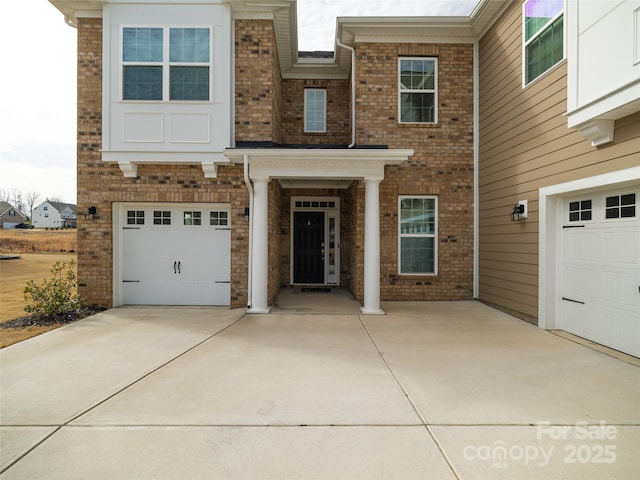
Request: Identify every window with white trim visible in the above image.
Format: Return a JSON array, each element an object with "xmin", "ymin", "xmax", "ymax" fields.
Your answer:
[
  {"xmin": 398, "ymin": 58, "xmax": 437, "ymax": 123},
  {"xmin": 210, "ymin": 211, "xmax": 228, "ymax": 226},
  {"xmin": 399, "ymin": 196, "xmax": 437, "ymax": 274},
  {"xmin": 123, "ymin": 27, "xmax": 211, "ymax": 101},
  {"xmin": 127, "ymin": 210, "xmax": 145, "ymax": 225},
  {"xmin": 568, "ymin": 200, "xmax": 592, "ymax": 222},
  {"xmin": 183, "ymin": 211, "xmax": 202, "ymax": 225},
  {"xmin": 523, "ymin": 0, "xmax": 563, "ymax": 85},
  {"xmin": 605, "ymin": 193, "xmax": 636, "ymax": 219},
  {"xmin": 304, "ymin": 89, "xmax": 326, "ymax": 133}
]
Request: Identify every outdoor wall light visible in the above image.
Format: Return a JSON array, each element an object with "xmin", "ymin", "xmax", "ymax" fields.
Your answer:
[
  {"xmin": 510, "ymin": 200, "xmax": 528, "ymax": 221},
  {"xmin": 85, "ymin": 206, "xmax": 97, "ymax": 220},
  {"xmin": 244, "ymin": 207, "xmax": 250, "ymax": 218}
]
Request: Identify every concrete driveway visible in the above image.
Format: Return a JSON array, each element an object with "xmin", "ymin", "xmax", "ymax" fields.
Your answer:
[{"xmin": 1, "ymin": 301, "xmax": 638, "ymax": 479}]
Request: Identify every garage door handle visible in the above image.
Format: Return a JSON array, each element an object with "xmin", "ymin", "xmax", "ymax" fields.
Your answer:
[
  {"xmin": 174, "ymin": 261, "xmax": 177, "ymax": 274},
  {"xmin": 178, "ymin": 261, "xmax": 181, "ymax": 274},
  {"xmin": 562, "ymin": 297, "xmax": 585, "ymax": 305},
  {"xmin": 215, "ymin": 281, "xmax": 231, "ymax": 284}
]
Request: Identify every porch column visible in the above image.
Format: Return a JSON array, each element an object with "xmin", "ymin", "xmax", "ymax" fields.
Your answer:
[
  {"xmin": 361, "ymin": 178, "xmax": 384, "ymax": 314},
  {"xmin": 248, "ymin": 176, "xmax": 271, "ymax": 314}
]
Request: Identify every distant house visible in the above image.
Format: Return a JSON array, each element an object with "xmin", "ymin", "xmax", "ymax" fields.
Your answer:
[
  {"xmin": 0, "ymin": 202, "xmax": 27, "ymax": 229},
  {"xmin": 32, "ymin": 201, "xmax": 77, "ymax": 229}
]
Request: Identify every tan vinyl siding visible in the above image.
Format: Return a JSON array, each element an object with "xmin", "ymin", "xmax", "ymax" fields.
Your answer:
[{"xmin": 478, "ymin": 1, "xmax": 640, "ymax": 319}]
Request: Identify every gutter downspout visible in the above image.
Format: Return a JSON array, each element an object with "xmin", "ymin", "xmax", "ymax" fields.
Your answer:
[
  {"xmin": 243, "ymin": 154, "xmax": 254, "ymax": 308},
  {"xmin": 336, "ymin": 38, "xmax": 356, "ymax": 148},
  {"xmin": 473, "ymin": 41, "xmax": 480, "ymax": 299}
]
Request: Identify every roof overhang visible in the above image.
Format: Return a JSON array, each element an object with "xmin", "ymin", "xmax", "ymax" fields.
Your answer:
[
  {"xmin": 49, "ymin": 0, "xmax": 510, "ymax": 79},
  {"xmin": 224, "ymin": 148, "xmax": 413, "ymax": 183}
]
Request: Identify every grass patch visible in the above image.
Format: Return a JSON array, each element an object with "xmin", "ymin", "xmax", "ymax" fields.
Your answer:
[
  {"xmin": 0, "ymin": 229, "xmax": 92, "ymax": 348},
  {"xmin": 0, "ymin": 229, "xmax": 77, "ymax": 253}
]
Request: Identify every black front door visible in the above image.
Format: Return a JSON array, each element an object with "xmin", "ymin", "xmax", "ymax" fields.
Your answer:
[{"xmin": 293, "ymin": 212, "xmax": 325, "ymax": 284}]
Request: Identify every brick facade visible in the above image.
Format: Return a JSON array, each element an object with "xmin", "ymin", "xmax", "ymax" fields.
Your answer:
[
  {"xmin": 76, "ymin": 15, "xmax": 475, "ymax": 308},
  {"xmin": 355, "ymin": 43, "xmax": 475, "ymax": 300},
  {"xmin": 281, "ymin": 79, "xmax": 351, "ymax": 145},
  {"xmin": 77, "ymin": 18, "xmax": 250, "ymax": 309},
  {"xmin": 235, "ymin": 20, "xmax": 280, "ymax": 144}
]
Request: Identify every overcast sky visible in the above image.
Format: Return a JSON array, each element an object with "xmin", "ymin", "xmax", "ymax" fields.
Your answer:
[{"xmin": 0, "ymin": 0, "xmax": 478, "ymax": 205}]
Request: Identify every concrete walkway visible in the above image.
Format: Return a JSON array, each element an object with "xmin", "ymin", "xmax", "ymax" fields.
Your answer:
[{"xmin": 1, "ymin": 301, "xmax": 638, "ymax": 479}]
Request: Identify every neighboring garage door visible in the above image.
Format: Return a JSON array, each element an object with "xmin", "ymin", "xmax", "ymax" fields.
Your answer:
[
  {"xmin": 561, "ymin": 189, "xmax": 639, "ymax": 357},
  {"xmin": 121, "ymin": 205, "xmax": 231, "ymax": 306}
]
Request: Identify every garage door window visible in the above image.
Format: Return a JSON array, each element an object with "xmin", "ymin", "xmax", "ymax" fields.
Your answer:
[
  {"xmin": 568, "ymin": 200, "xmax": 592, "ymax": 222},
  {"xmin": 210, "ymin": 211, "xmax": 228, "ymax": 226},
  {"xmin": 605, "ymin": 194, "xmax": 636, "ymax": 219},
  {"xmin": 153, "ymin": 210, "xmax": 171, "ymax": 225},
  {"xmin": 127, "ymin": 210, "xmax": 145, "ymax": 225},
  {"xmin": 184, "ymin": 211, "xmax": 201, "ymax": 225}
]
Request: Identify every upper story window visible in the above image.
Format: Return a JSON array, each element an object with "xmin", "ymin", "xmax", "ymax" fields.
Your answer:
[
  {"xmin": 304, "ymin": 89, "xmax": 326, "ymax": 133},
  {"xmin": 524, "ymin": 0, "xmax": 564, "ymax": 85},
  {"xmin": 398, "ymin": 58, "xmax": 437, "ymax": 124},
  {"xmin": 123, "ymin": 27, "xmax": 211, "ymax": 101}
]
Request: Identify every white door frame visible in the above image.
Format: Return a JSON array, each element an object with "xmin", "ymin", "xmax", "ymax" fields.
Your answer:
[
  {"xmin": 290, "ymin": 196, "xmax": 340, "ymax": 285},
  {"xmin": 538, "ymin": 166, "xmax": 640, "ymax": 330}
]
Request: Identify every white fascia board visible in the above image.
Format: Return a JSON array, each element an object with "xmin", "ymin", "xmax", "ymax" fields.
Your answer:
[
  {"xmin": 102, "ymin": 151, "xmax": 231, "ymax": 164},
  {"xmin": 539, "ymin": 166, "xmax": 640, "ymax": 198},
  {"xmin": 224, "ymin": 148, "xmax": 413, "ymax": 165},
  {"xmin": 353, "ymin": 35, "xmax": 476, "ymax": 45}
]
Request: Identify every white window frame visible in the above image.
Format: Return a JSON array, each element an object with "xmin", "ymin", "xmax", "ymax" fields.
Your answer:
[
  {"xmin": 304, "ymin": 88, "xmax": 326, "ymax": 133},
  {"xmin": 398, "ymin": 195, "xmax": 438, "ymax": 275},
  {"xmin": 522, "ymin": 0, "xmax": 565, "ymax": 87},
  {"xmin": 121, "ymin": 25, "xmax": 213, "ymax": 102},
  {"xmin": 398, "ymin": 57, "xmax": 438, "ymax": 124}
]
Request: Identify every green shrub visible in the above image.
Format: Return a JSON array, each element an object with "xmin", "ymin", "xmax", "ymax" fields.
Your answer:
[{"xmin": 24, "ymin": 261, "xmax": 84, "ymax": 315}]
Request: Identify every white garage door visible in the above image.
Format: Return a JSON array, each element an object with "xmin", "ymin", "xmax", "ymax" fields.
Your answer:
[
  {"xmin": 121, "ymin": 205, "xmax": 231, "ymax": 306},
  {"xmin": 561, "ymin": 189, "xmax": 640, "ymax": 357}
]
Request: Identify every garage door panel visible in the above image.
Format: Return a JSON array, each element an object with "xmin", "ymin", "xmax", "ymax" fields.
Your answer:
[
  {"xmin": 562, "ymin": 302, "xmax": 598, "ymax": 338},
  {"xmin": 563, "ymin": 231, "xmax": 599, "ymax": 263},
  {"xmin": 172, "ymin": 256, "xmax": 230, "ymax": 281},
  {"xmin": 561, "ymin": 189, "xmax": 639, "ymax": 357},
  {"xmin": 123, "ymin": 254, "xmax": 175, "ymax": 280},
  {"xmin": 120, "ymin": 204, "xmax": 231, "ymax": 306},
  {"xmin": 170, "ymin": 281, "xmax": 230, "ymax": 306},
  {"xmin": 601, "ymin": 271, "xmax": 639, "ymax": 310},
  {"xmin": 602, "ymin": 230, "xmax": 639, "ymax": 264},
  {"xmin": 562, "ymin": 266, "xmax": 595, "ymax": 301},
  {"xmin": 123, "ymin": 280, "xmax": 171, "ymax": 305},
  {"xmin": 600, "ymin": 310, "xmax": 640, "ymax": 357}
]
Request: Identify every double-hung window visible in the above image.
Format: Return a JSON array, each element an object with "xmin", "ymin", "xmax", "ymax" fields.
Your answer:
[
  {"xmin": 399, "ymin": 58, "xmax": 437, "ymax": 123},
  {"xmin": 399, "ymin": 196, "xmax": 438, "ymax": 274},
  {"xmin": 523, "ymin": 0, "xmax": 564, "ymax": 85},
  {"xmin": 304, "ymin": 89, "xmax": 326, "ymax": 133},
  {"xmin": 123, "ymin": 27, "xmax": 210, "ymax": 101}
]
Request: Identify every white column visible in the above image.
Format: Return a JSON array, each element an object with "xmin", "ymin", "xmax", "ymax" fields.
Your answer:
[
  {"xmin": 361, "ymin": 178, "xmax": 384, "ymax": 314},
  {"xmin": 248, "ymin": 176, "xmax": 271, "ymax": 313}
]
